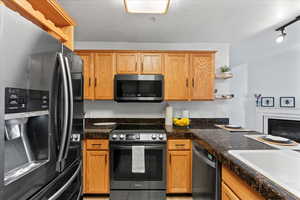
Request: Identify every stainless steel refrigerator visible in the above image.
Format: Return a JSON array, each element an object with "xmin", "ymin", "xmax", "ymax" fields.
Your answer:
[{"xmin": 0, "ymin": 5, "xmax": 84, "ymax": 200}]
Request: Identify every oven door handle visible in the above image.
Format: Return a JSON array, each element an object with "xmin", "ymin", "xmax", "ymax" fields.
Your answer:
[
  {"xmin": 110, "ymin": 145, "xmax": 165, "ymax": 150},
  {"xmin": 48, "ymin": 161, "xmax": 81, "ymax": 200}
]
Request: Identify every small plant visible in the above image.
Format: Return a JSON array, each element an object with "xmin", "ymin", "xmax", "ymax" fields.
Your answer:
[{"xmin": 220, "ymin": 65, "xmax": 231, "ymax": 73}]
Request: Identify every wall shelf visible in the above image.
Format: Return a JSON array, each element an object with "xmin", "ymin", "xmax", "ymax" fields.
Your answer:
[{"xmin": 215, "ymin": 73, "xmax": 233, "ymax": 79}]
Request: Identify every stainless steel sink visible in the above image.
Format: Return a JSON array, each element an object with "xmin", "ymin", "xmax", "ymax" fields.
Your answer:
[{"xmin": 228, "ymin": 150, "xmax": 300, "ymax": 198}]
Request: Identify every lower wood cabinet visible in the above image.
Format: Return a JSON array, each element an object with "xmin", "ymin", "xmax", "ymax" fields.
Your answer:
[
  {"xmin": 167, "ymin": 139, "xmax": 192, "ymax": 194},
  {"xmin": 222, "ymin": 165, "xmax": 265, "ymax": 200},
  {"xmin": 83, "ymin": 139, "xmax": 109, "ymax": 194},
  {"xmin": 222, "ymin": 182, "xmax": 240, "ymax": 200}
]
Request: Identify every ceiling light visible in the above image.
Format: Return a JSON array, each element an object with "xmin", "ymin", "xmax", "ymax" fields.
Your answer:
[
  {"xmin": 124, "ymin": 0, "xmax": 171, "ymax": 14},
  {"xmin": 275, "ymin": 15, "xmax": 300, "ymax": 44},
  {"xmin": 276, "ymin": 28, "xmax": 286, "ymax": 43}
]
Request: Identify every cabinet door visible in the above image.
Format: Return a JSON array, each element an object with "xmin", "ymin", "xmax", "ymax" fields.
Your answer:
[
  {"xmin": 165, "ymin": 54, "xmax": 189, "ymax": 100},
  {"xmin": 190, "ymin": 53, "xmax": 215, "ymax": 100},
  {"xmin": 167, "ymin": 151, "xmax": 191, "ymax": 193},
  {"xmin": 116, "ymin": 53, "xmax": 139, "ymax": 74},
  {"xmin": 85, "ymin": 151, "xmax": 109, "ymax": 194},
  {"xmin": 94, "ymin": 53, "xmax": 115, "ymax": 100},
  {"xmin": 140, "ymin": 53, "xmax": 163, "ymax": 74},
  {"xmin": 222, "ymin": 182, "xmax": 240, "ymax": 200},
  {"xmin": 76, "ymin": 52, "xmax": 94, "ymax": 100}
]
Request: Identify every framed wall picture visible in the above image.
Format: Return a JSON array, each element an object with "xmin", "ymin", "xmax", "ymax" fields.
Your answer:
[
  {"xmin": 261, "ymin": 97, "xmax": 275, "ymax": 107},
  {"xmin": 280, "ymin": 97, "xmax": 295, "ymax": 108}
]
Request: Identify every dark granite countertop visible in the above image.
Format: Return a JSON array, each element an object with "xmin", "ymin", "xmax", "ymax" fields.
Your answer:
[{"xmin": 84, "ymin": 118, "xmax": 299, "ymax": 200}]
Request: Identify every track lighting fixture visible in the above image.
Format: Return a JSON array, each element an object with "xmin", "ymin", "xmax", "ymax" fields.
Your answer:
[
  {"xmin": 276, "ymin": 28, "xmax": 286, "ymax": 43},
  {"xmin": 275, "ymin": 16, "xmax": 300, "ymax": 43}
]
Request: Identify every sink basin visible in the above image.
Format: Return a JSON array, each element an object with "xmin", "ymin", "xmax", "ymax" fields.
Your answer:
[{"xmin": 228, "ymin": 150, "xmax": 300, "ymax": 198}]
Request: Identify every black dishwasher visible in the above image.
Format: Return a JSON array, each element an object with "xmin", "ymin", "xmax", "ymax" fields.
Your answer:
[{"xmin": 192, "ymin": 141, "xmax": 220, "ymax": 200}]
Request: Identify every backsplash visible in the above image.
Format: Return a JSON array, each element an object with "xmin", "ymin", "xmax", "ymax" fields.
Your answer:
[{"xmin": 84, "ymin": 101, "xmax": 231, "ymax": 119}]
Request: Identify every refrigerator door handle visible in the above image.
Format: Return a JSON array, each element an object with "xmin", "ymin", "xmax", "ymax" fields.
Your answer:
[
  {"xmin": 56, "ymin": 53, "xmax": 70, "ymax": 172},
  {"xmin": 63, "ymin": 56, "xmax": 74, "ymax": 160},
  {"xmin": 48, "ymin": 162, "xmax": 81, "ymax": 200}
]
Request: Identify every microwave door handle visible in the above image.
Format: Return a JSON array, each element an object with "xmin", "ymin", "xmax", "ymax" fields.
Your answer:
[
  {"xmin": 49, "ymin": 162, "xmax": 81, "ymax": 200},
  {"xmin": 56, "ymin": 53, "xmax": 70, "ymax": 172},
  {"xmin": 63, "ymin": 56, "xmax": 74, "ymax": 160}
]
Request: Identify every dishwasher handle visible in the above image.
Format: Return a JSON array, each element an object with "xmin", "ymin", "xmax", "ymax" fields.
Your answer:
[{"xmin": 193, "ymin": 144, "xmax": 216, "ymax": 169}]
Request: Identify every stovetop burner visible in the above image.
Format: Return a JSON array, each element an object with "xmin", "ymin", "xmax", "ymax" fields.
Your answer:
[{"xmin": 110, "ymin": 123, "xmax": 166, "ymax": 142}]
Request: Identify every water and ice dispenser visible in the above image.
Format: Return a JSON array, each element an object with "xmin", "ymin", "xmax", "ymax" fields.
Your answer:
[{"xmin": 4, "ymin": 88, "xmax": 50, "ymax": 185}]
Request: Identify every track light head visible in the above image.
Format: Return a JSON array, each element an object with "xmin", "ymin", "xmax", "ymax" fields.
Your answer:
[{"xmin": 276, "ymin": 28, "xmax": 287, "ymax": 43}]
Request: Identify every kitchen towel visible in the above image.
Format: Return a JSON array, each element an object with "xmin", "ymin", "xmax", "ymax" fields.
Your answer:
[{"xmin": 132, "ymin": 146, "xmax": 145, "ymax": 173}]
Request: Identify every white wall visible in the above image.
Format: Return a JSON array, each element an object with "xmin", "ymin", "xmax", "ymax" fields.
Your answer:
[
  {"xmin": 231, "ymin": 23, "xmax": 300, "ymax": 130},
  {"xmin": 77, "ymin": 41, "xmax": 243, "ymax": 122}
]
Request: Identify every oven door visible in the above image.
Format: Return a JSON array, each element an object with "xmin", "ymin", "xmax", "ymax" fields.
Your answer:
[{"xmin": 110, "ymin": 142, "xmax": 166, "ymax": 190}]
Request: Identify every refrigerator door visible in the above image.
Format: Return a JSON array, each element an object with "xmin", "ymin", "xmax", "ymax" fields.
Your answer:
[
  {"xmin": 0, "ymin": 6, "xmax": 4, "ymax": 200},
  {"xmin": 30, "ymin": 161, "xmax": 82, "ymax": 200},
  {"xmin": 0, "ymin": 6, "xmax": 62, "ymax": 200},
  {"xmin": 60, "ymin": 46, "xmax": 83, "ymax": 171}
]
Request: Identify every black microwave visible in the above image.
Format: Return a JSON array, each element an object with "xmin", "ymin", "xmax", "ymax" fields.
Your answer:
[{"xmin": 114, "ymin": 74, "xmax": 164, "ymax": 103}]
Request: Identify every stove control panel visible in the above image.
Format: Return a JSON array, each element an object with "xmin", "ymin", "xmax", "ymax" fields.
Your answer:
[{"xmin": 109, "ymin": 132, "xmax": 167, "ymax": 142}]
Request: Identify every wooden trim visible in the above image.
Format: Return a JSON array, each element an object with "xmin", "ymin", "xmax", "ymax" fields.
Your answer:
[
  {"xmin": 3, "ymin": 0, "xmax": 68, "ymax": 42},
  {"xmin": 61, "ymin": 25, "xmax": 74, "ymax": 50},
  {"xmin": 27, "ymin": 0, "xmax": 76, "ymax": 26},
  {"xmin": 75, "ymin": 49, "xmax": 218, "ymax": 54}
]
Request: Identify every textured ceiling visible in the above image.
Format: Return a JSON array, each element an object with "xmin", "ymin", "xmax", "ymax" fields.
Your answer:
[{"xmin": 58, "ymin": 0, "xmax": 300, "ymax": 43}]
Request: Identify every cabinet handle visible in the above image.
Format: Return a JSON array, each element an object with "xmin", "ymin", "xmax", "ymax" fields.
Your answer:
[
  {"xmin": 192, "ymin": 78, "xmax": 195, "ymax": 88},
  {"xmin": 94, "ymin": 78, "xmax": 97, "ymax": 87},
  {"xmin": 169, "ymin": 154, "xmax": 171, "ymax": 164},
  {"xmin": 105, "ymin": 154, "xmax": 107, "ymax": 164},
  {"xmin": 175, "ymin": 144, "xmax": 185, "ymax": 147},
  {"xmin": 92, "ymin": 144, "xmax": 101, "ymax": 146},
  {"xmin": 135, "ymin": 62, "xmax": 138, "ymax": 72},
  {"xmin": 141, "ymin": 62, "xmax": 144, "ymax": 72},
  {"xmin": 88, "ymin": 78, "xmax": 91, "ymax": 87},
  {"xmin": 186, "ymin": 78, "xmax": 189, "ymax": 88}
]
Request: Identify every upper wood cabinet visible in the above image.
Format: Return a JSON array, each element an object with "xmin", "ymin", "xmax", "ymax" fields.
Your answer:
[
  {"xmin": 164, "ymin": 52, "xmax": 216, "ymax": 101},
  {"xmin": 164, "ymin": 54, "xmax": 190, "ymax": 101},
  {"xmin": 77, "ymin": 52, "xmax": 94, "ymax": 100},
  {"xmin": 140, "ymin": 53, "xmax": 163, "ymax": 74},
  {"xmin": 94, "ymin": 53, "xmax": 115, "ymax": 100},
  {"xmin": 190, "ymin": 53, "xmax": 215, "ymax": 100},
  {"xmin": 116, "ymin": 53, "xmax": 139, "ymax": 74},
  {"xmin": 76, "ymin": 50, "xmax": 216, "ymax": 101}
]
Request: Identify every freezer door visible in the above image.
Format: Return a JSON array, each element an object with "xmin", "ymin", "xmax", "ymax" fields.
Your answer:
[
  {"xmin": 30, "ymin": 161, "xmax": 82, "ymax": 200},
  {"xmin": 0, "ymin": 6, "xmax": 62, "ymax": 200}
]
